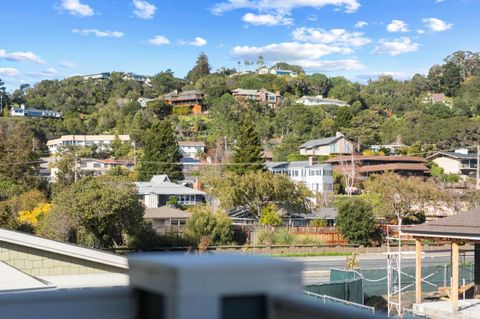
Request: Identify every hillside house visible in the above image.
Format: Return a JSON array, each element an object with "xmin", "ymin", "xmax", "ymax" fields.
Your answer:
[
  {"xmin": 299, "ymin": 132, "xmax": 355, "ymax": 156},
  {"xmin": 295, "ymin": 96, "xmax": 349, "ymax": 107},
  {"xmin": 144, "ymin": 206, "xmax": 191, "ymax": 234},
  {"xmin": 10, "ymin": 105, "xmax": 61, "ymax": 119},
  {"xmin": 164, "ymin": 90, "xmax": 205, "ymax": 114},
  {"xmin": 258, "ymin": 68, "xmax": 298, "ymax": 77},
  {"xmin": 427, "ymin": 150, "xmax": 477, "ymax": 176},
  {"xmin": 50, "ymin": 158, "xmax": 134, "ymax": 181},
  {"xmin": 266, "ymin": 157, "xmax": 334, "ymax": 195},
  {"xmin": 135, "ymin": 175, "xmax": 206, "ymax": 208},
  {"xmin": 232, "ymin": 88, "xmax": 282, "ymax": 108},
  {"xmin": 47, "ymin": 135, "xmax": 131, "ymax": 154},
  {"xmin": 178, "ymin": 141, "xmax": 205, "ymax": 159}
]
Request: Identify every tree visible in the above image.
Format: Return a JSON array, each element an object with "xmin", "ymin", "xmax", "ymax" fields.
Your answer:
[
  {"xmin": 227, "ymin": 114, "xmax": 265, "ymax": 175},
  {"xmin": 184, "ymin": 205, "xmax": 233, "ymax": 245},
  {"xmin": 208, "ymin": 171, "xmax": 311, "ymax": 219},
  {"xmin": 0, "ymin": 78, "xmax": 9, "ymax": 112},
  {"xmin": 38, "ymin": 175, "xmax": 144, "ymax": 248},
  {"xmin": 187, "ymin": 52, "xmax": 211, "ymax": 83},
  {"xmin": 259, "ymin": 204, "xmax": 283, "ymax": 226},
  {"xmin": 442, "ymin": 61, "xmax": 462, "ymax": 97},
  {"xmin": 150, "ymin": 70, "xmax": 181, "ymax": 96},
  {"xmin": 138, "ymin": 120, "xmax": 184, "ymax": 182},
  {"xmin": 336, "ymin": 197, "xmax": 376, "ymax": 246}
]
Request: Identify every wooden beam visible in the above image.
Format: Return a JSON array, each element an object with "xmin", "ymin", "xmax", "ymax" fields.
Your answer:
[
  {"xmin": 475, "ymin": 243, "xmax": 480, "ymax": 299},
  {"xmin": 416, "ymin": 239, "xmax": 422, "ymax": 304},
  {"xmin": 452, "ymin": 241, "xmax": 459, "ymax": 312}
]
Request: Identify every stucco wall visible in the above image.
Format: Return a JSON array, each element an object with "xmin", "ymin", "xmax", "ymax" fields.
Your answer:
[
  {"xmin": 433, "ymin": 157, "xmax": 461, "ymax": 174},
  {"xmin": 0, "ymin": 241, "xmax": 126, "ymax": 276}
]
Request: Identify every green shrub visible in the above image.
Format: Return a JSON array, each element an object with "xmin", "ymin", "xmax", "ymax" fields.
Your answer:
[
  {"xmin": 336, "ymin": 197, "xmax": 377, "ymax": 246},
  {"xmin": 309, "ymin": 218, "xmax": 327, "ymax": 227},
  {"xmin": 185, "ymin": 205, "xmax": 233, "ymax": 245},
  {"xmin": 172, "ymin": 105, "xmax": 193, "ymax": 115},
  {"xmin": 259, "ymin": 204, "xmax": 283, "ymax": 226}
]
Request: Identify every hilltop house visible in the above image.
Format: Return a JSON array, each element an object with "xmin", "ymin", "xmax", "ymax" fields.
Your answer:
[
  {"xmin": 135, "ymin": 175, "xmax": 206, "ymax": 208},
  {"xmin": 232, "ymin": 88, "xmax": 282, "ymax": 108},
  {"xmin": 258, "ymin": 68, "xmax": 298, "ymax": 77},
  {"xmin": 295, "ymin": 96, "xmax": 349, "ymax": 107},
  {"xmin": 427, "ymin": 150, "xmax": 477, "ymax": 176},
  {"xmin": 299, "ymin": 132, "xmax": 355, "ymax": 156},
  {"xmin": 325, "ymin": 155, "xmax": 430, "ymax": 180},
  {"xmin": 266, "ymin": 157, "xmax": 334, "ymax": 195},
  {"xmin": 10, "ymin": 105, "xmax": 61, "ymax": 119},
  {"xmin": 164, "ymin": 90, "xmax": 205, "ymax": 114},
  {"xmin": 50, "ymin": 158, "xmax": 134, "ymax": 181},
  {"xmin": 47, "ymin": 135, "xmax": 131, "ymax": 154},
  {"xmin": 178, "ymin": 141, "xmax": 205, "ymax": 159}
]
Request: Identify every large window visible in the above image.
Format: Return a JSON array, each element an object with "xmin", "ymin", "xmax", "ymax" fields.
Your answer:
[
  {"xmin": 176, "ymin": 195, "xmax": 197, "ymax": 205},
  {"xmin": 330, "ymin": 143, "xmax": 337, "ymax": 153}
]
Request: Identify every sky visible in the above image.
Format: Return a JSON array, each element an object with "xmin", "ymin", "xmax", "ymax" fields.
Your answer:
[{"xmin": 1, "ymin": 0, "xmax": 479, "ymax": 90}]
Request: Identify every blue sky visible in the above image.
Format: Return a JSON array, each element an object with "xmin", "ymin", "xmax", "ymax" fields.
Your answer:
[{"xmin": 1, "ymin": 0, "xmax": 479, "ymax": 90}]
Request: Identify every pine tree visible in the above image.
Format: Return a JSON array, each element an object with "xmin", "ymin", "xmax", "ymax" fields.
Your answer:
[
  {"xmin": 187, "ymin": 52, "xmax": 211, "ymax": 83},
  {"xmin": 228, "ymin": 114, "xmax": 265, "ymax": 175},
  {"xmin": 138, "ymin": 120, "xmax": 184, "ymax": 182}
]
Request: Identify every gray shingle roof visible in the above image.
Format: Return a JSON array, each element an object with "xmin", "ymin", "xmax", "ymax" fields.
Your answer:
[
  {"xmin": 144, "ymin": 207, "xmax": 191, "ymax": 219},
  {"xmin": 135, "ymin": 175, "xmax": 205, "ymax": 196},
  {"xmin": 266, "ymin": 161, "xmax": 331, "ymax": 170},
  {"xmin": 427, "ymin": 152, "xmax": 477, "ymax": 160},
  {"xmin": 402, "ymin": 208, "xmax": 480, "ymax": 240},
  {"xmin": 299, "ymin": 136, "xmax": 340, "ymax": 149}
]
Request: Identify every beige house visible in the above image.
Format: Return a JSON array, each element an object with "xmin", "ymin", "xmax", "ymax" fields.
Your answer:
[
  {"xmin": 232, "ymin": 88, "xmax": 282, "ymax": 108},
  {"xmin": 47, "ymin": 135, "xmax": 131, "ymax": 154},
  {"xmin": 299, "ymin": 132, "xmax": 355, "ymax": 156},
  {"xmin": 427, "ymin": 150, "xmax": 477, "ymax": 176},
  {"xmin": 144, "ymin": 206, "xmax": 191, "ymax": 234}
]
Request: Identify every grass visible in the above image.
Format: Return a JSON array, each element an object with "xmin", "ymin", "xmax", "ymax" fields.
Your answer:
[{"xmin": 265, "ymin": 252, "xmax": 353, "ymax": 257}]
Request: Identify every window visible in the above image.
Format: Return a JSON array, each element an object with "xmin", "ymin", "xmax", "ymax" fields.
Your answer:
[
  {"xmin": 93, "ymin": 163, "xmax": 101, "ymax": 168},
  {"xmin": 176, "ymin": 195, "xmax": 196, "ymax": 205},
  {"xmin": 330, "ymin": 143, "xmax": 337, "ymax": 153},
  {"xmin": 324, "ymin": 169, "xmax": 333, "ymax": 176}
]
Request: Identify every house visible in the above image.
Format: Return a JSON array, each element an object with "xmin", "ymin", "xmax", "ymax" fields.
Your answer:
[
  {"xmin": 135, "ymin": 175, "xmax": 206, "ymax": 208},
  {"xmin": 299, "ymin": 132, "xmax": 355, "ymax": 156},
  {"xmin": 370, "ymin": 135, "xmax": 406, "ymax": 154},
  {"xmin": 164, "ymin": 90, "xmax": 205, "ymax": 114},
  {"xmin": 10, "ymin": 105, "xmax": 61, "ymax": 119},
  {"xmin": 427, "ymin": 149, "xmax": 477, "ymax": 176},
  {"xmin": 266, "ymin": 157, "xmax": 334, "ymax": 195},
  {"xmin": 423, "ymin": 92, "xmax": 451, "ymax": 107},
  {"xmin": 178, "ymin": 141, "xmax": 205, "ymax": 159},
  {"xmin": 325, "ymin": 155, "xmax": 430, "ymax": 179},
  {"xmin": 144, "ymin": 206, "xmax": 191, "ymax": 234},
  {"xmin": 232, "ymin": 88, "xmax": 282, "ymax": 108},
  {"xmin": 137, "ymin": 97, "xmax": 156, "ymax": 108},
  {"xmin": 123, "ymin": 72, "xmax": 151, "ymax": 86},
  {"xmin": 295, "ymin": 96, "xmax": 349, "ymax": 107},
  {"xmin": 47, "ymin": 135, "xmax": 131, "ymax": 154},
  {"xmin": 81, "ymin": 72, "xmax": 111, "ymax": 80},
  {"xmin": 258, "ymin": 68, "xmax": 298, "ymax": 77},
  {"xmin": 50, "ymin": 158, "xmax": 134, "ymax": 181}
]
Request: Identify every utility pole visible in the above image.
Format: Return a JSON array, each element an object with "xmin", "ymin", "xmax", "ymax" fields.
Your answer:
[
  {"xmin": 476, "ymin": 145, "xmax": 480, "ymax": 190},
  {"xmin": 0, "ymin": 94, "xmax": 3, "ymax": 114}
]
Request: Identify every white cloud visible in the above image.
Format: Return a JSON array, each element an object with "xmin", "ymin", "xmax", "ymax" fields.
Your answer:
[
  {"xmin": 422, "ymin": 18, "xmax": 453, "ymax": 32},
  {"xmin": 147, "ymin": 35, "xmax": 170, "ymax": 45},
  {"xmin": 354, "ymin": 21, "xmax": 368, "ymax": 29},
  {"xmin": 60, "ymin": 61, "xmax": 78, "ymax": 69},
  {"xmin": 372, "ymin": 37, "xmax": 419, "ymax": 56},
  {"xmin": 417, "ymin": 29, "xmax": 425, "ymax": 34},
  {"xmin": 180, "ymin": 37, "xmax": 208, "ymax": 47},
  {"xmin": 232, "ymin": 42, "xmax": 352, "ymax": 62},
  {"xmin": 386, "ymin": 19, "xmax": 409, "ymax": 32},
  {"xmin": 0, "ymin": 67, "xmax": 20, "ymax": 77},
  {"xmin": 58, "ymin": 0, "xmax": 94, "ymax": 17},
  {"xmin": 212, "ymin": 0, "xmax": 361, "ymax": 15},
  {"xmin": 27, "ymin": 68, "xmax": 58, "ymax": 78},
  {"xmin": 292, "ymin": 27, "xmax": 371, "ymax": 47},
  {"xmin": 72, "ymin": 28, "xmax": 124, "ymax": 38},
  {"xmin": 242, "ymin": 12, "xmax": 293, "ymax": 26},
  {"xmin": 132, "ymin": 0, "xmax": 157, "ymax": 19},
  {"xmin": 0, "ymin": 49, "xmax": 46, "ymax": 64}
]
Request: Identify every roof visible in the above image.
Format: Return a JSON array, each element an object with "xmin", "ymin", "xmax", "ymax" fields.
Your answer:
[
  {"xmin": 232, "ymin": 88, "xmax": 260, "ymax": 95},
  {"xmin": 144, "ymin": 206, "xmax": 192, "ymax": 219},
  {"xmin": 47, "ymin": 135, "xmax": 130, "ymax": 146},
  {"xmin": 358, "ymin": 163, "xmax": 430, "ymax": 173},
  {"xmin": 427, "ymin": 151, "xmax": 477, "ymax": 160},
  {"xmin": 431, "ymin": 93, "xmax": 446, "ymax": 102},
  {"xmin": 178, "ymin": 90, "xmax": 203, "ymax": 96},
  {"xmin": 402, "ymin": 208, "xmax": 480, "ymax": 241},
  {"xmin": 266, "ymin": 161, "xmax": 332, "ymax": 170},
  {"xmin": 326, "ymin": 155, "xmax": 427, "ymax": 164},
  {"xmin": 299, "ymin": 136, "xmax": 341, "ymax": 149},
  {"xmin": 296, "ymin": 96, "xmax": 348, "ymax": 105},
  {"xmin": 178, "ymin": 141, "xmax": 206, "ymax": 147},
  {"xmin": 309, "ymin": 208, "xmax": 338, "ymax": 220},
  {"xmin": 98, "ymin": 159, "xmax": 134, "ymax": 165},
  {"xmin": 135, "ymin": 175, "xmax": 205, "ymax": 196},
  {"xmin": 0, "ymin": 229, "xmax": 128, "ymax": 269},
  {"xmin": 0, "ymin": 262, "xmax": 52, "ymax": 291}
]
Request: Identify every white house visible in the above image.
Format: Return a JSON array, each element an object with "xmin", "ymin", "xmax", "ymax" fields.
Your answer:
[
  {"xmin": 296, "ymin": 96, "xmax": 349, "ymax": 107},
  {"xmin": 50, "ymin": 158, "xmax": 134, "ymax": 181},
  {"xmin": 257, "ymin": 68, "xmax": 298, "ymax": 77},
  {"xmin": 135, "ymin": 175, "xmax": 206, "ymax": 208},
  {"xmin": 299, "ymin": 132, "xmax": 355, "ymax": 156},
  {"xmin": 426, "ymin": 150, "xmax": 477, "ymax": 176},
  {"xmin": 178, "ymin": 141, "xmax": 205, "ymax": 159},
  {"xmin": 47, "ymin": 135, "xmax": 131, "ymax": 154},
  {"xmin": 10, "ymin": 105, "xmax": 62, "ymax": 119},
  {"xmin": 266, "ymin": 157, "xmax": 334, "ymax": 195}
]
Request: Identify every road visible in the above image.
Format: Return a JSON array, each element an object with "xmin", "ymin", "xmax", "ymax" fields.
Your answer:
[{"xmin": 281, "ymin": 252, "xmax": 474, "ymax": 285}]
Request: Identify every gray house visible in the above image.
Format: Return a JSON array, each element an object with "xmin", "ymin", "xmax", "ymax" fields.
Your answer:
[
  {"xmin": 135, "ymin": 175, "xmax": 206, "ymax": 208},
  {"xmin": 299, "ymin": 132, "xmax": 355, "ymax": 156}
]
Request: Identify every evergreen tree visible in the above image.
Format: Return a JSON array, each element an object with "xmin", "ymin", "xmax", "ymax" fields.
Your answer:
[
  {"xmin": 138, "ymin": 120, "xmax": 184, "ymax": 182},
  {"xmin": 187, "ymin": 52, "xmax": 211, "ymax": 83},
  {"xmin": 228, "ymin": 114, "xmax": 265, "ymax": 175}
]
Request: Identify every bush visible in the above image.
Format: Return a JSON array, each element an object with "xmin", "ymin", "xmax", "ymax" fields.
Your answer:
[
  {"xmin": 259, "ymin": 204, "xmax": 283, "ymax": 226},
  {"xmin": 172, "ymin": 105, "xmax": 193, "ymax": 115},
  {"xmin": 185, "ymin": 205, "xmax": 233, "ymax": 245},
  {"xmin": 309, "ymin": 218, "xmax": 327, "ymax": 227},
  {"xmin": 254, "ymin": 227, "xmax": 324, "ymax": 245},
  {"xmin": 336, "ymin": 197, "xmax": 377, "ymax": 246}
]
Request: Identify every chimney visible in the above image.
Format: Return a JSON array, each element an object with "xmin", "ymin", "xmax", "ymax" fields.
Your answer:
[
  {"xmin": 193, "ymin": 177, "xmax": 202, "ymax": 191},
  {"xmin": 308, "ymin": 156, "xmax": 317, "ymax": 166}
]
